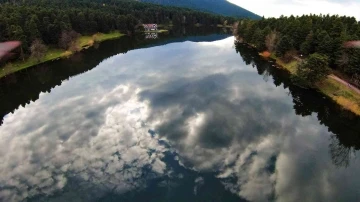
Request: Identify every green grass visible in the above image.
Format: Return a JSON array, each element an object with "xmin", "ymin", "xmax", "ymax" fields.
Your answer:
[
  {"xmin": 93, "ymin": 32, "xmax": 125, "ymax": 42},
  {"xmin": 143, "ymin": 29, "xmax": 169, "ymax": 33},
  {"xmin": 78, "ymin": 35, "xmax": 93, "ymax": 47},
  {"xmin": 0, "ymin": 32, "xmax": 125, "ymax": 78},
  {"xmin": 269, "ymin": 54, "xmax": 298, "ymax": 74},
  {"xmin": 216, "ymin": 24, "xmax": 232, "ymax": 28},
  {"xmin": 0, "ymin": 49, "xmax": 65, "ymax": 78},
  {"xmin": 78, "ymin": 32, "xmax": 125, "ymax": 48},
  {"xmin": 317, "ymin": 78, "xmax": 360, "ymax": 115}
]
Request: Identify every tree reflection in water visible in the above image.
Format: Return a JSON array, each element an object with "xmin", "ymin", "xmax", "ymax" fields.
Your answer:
[
  {"xmin": 235, "ymin": 42, "xmax": 360, "ymax": 168},
  {"xmin": 0, "ymin": 28, "xmax": 230, "ymax": 127}
]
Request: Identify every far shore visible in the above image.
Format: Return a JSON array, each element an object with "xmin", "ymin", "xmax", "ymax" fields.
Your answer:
[
  {"xmin": 0, "ymin": 32, "xmax": 125, "ymax": 79},
  {"xmin": 1, "ymin": 28, "xmax": 176, "ymax": 79}
]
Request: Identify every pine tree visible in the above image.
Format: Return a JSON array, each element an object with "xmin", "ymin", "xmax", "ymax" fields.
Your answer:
[
  {"xmin": 316, "ymin": 30, "xmax": 333, "ymax": 56},
  {"xmin": 300, "ymin": 30, "xmax": 314, "ymax": 55},
  {"xmin": 276, "ymin": 35, "xmax": 293, "ymax": 57},
  {"xmin": 297, "ymin": 53, "xmax": 330, "ymax": 85},
  {"xmin": 25, "ymin": 15, "xmax": 41, "ymax": 43}
]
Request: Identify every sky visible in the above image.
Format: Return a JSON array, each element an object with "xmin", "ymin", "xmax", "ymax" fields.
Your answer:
[{"xmin": 227, "ymin": 0, "xmax": 360, "ymax": 20}]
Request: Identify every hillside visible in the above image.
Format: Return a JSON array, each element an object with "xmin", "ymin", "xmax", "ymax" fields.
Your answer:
[
  {"xmin": 0, "ymin": 0, "xmax": 237, "ymax": 61},
  {"xmin": 139, "ymin": 0, "xmax": 261, "ymax": 19}
]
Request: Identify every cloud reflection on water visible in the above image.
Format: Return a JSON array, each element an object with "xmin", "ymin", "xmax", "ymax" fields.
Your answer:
[{"xmin": 0, "ymin": 37, "xmax": 359, "ymax": 202}]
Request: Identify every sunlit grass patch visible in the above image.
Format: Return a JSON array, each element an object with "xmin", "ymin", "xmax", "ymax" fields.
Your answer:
[
  {"xmin": 334, "ymin": 96, "xmax": 360, "ymax": 115},
  {"xmin": 61, "ymin": 51, "xmax": 73, "ymax": 57},
  {"xmin": 270, "ymin": 55, "xmax": 298, "ymax": 74},
  {"xmin": 92, "ymin": 32, "xmax": 125, "ymax": 42},
  {"xmin": 77, "ymin": 36, "xmax": 93, "ymax": 47},
  {"xmin": 78, "ymin": 32, "xmax": 124, "ymax": 48},
  {"xmin": 317, "ymin": 78, "xmax": 360, "ymax": 115},
  {"xmin": 143, "ymin": 29, "xmax": 169, "ymax": 33},
  {"xmin": 318, "ymin": 78, "xmax": 360, "ymax": 102}
]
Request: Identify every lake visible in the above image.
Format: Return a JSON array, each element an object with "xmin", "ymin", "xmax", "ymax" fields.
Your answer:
[{"xmin": 0, "ymin": 29, "xmax": 360, "ymax": 202}]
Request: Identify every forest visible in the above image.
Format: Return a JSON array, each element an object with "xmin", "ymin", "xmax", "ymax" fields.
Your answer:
[
  {"xmin": 235, "ymin": 15, "xmax": 360, "ymax": 86},
  {"xmin": 0, "ymin": 0, "xmax": 236, "ymax": 60}
]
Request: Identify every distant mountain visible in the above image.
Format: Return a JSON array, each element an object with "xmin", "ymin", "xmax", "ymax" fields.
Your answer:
[{"xmin": 139, "ymin": 0, "xmax": 261, "ymax": 19}]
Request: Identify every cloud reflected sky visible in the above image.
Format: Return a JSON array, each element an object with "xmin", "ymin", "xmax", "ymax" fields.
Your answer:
[{"xmin": 0, "ymin": 37, "xmax": 359, "ymax": 202}]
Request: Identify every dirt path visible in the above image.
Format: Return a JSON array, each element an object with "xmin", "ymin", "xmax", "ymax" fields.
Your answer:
[
  {"xmin": 329, "ymin": 75, "xmax": 360, "ymax": 95},
  {"xmin": 291, "ymin": 55, "xmax": 360, "ymax": 95}
]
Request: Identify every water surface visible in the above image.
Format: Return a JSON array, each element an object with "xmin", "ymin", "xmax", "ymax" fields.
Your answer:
[{"xmin": 0, "ymin": 33, "xmax": 360, "ymax": 202}]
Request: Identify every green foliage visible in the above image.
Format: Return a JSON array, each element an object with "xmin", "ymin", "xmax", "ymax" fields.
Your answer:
[
  {"xmin": 25, "ymin": 15, "xmax": 41, "ymax": 43},
  {"xmin": 235, "ymin": 14, "xmax": 360, "ymax": 82},
  {"xmin": 338, "ymin": 48, "xmax": 360, "ymax": 75},
  {"xmin": 252, "ymin": 28, "xmax": 266, "ymax": 50},
  {"xmin": 316, "ymin": 30, "xmax": 333, "ymax": 55},
  {"xmin": 1, "ymin": 0, "xmax": 235, "ymax": 60},
  {"xmin": 276, "ymin": 35, "xmax": 293, "ymax": 57},
  {"xmin": 300, "ymin": 31, "xmax": 314, "ymax": 55},
  {"xmin": 297, "ymin": 53, "xmax": 330, "ymax": 85}
]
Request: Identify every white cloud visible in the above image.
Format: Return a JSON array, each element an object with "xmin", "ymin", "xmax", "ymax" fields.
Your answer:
[
  {"xmin": 227, "ymin": 0, "xmax": 360, "ymax": 20},
  {"xmin": 0, "ymin": 85, "xmax": 170, "ymax": 201}
]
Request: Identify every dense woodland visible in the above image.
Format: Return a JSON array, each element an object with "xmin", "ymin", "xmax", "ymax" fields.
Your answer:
[
  {"xmin": 235, "ymin": 15, "xmax": 360, "ymax": 85},
  {"xmin": 0, "ymin": 0, "xmax": 236, "ymax": 59}
]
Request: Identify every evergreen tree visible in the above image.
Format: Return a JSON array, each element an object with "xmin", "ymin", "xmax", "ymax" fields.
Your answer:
[
  {"xmin": 316, "ymin": 30, "xmax": 333, "ymax": 56},
  {"xmin": 300, "ymin": 31, "xmax": 314, "ymax": 55},
  {"xmin": 0, "ymin": 0, "xmax": 236, "ymax": 57},
  {"xmin": 25, "ymin": 15, "xmax": 41, "ymax": 43},
  {"xmin": 276, "ymin": 35, "xmax": 293, "ymax": 57},
  {"xmin": 297, "ymin": 53, "xmax": 330, "ymax": 85}
]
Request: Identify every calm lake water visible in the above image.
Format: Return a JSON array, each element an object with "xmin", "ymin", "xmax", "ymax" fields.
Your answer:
[{"xmin": 0, "ymin": 29, "xmax": 360, "ymax": 202}]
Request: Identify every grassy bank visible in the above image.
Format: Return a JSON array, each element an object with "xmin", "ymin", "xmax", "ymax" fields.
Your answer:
[
  {"xmin": 216, "ymin": 24, "xmax": 233, "ymax": 28},
  {"xmin": 144, "ymin": 29, "xmax": 169, "ymax": 33},
  {"xmin": 262, "ymin": 53, "xmax": 360, "ymax": 115},
  {"xmin": 0, "ymin": 32, "xmax": 125, "ymax": 78}
]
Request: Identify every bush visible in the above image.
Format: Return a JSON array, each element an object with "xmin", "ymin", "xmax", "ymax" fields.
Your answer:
[
  {"xmin": 59, "ymin": 30, "xmax": 80, "ymax": 50},
  {"xmin": 30, "ymin": 39, "xmax": 47, "ymax": 62}
]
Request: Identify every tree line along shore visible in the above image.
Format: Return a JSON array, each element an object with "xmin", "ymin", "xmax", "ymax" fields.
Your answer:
[
  {"xmin": 234, "ymin": 14, "xmax": 360, "ymax": 115},
  {"xmin": 0, "ymin": 0, "xmax": 236, "ymax": 76}
]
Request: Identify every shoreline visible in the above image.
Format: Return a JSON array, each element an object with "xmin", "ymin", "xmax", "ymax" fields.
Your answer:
[
  {"xmin": 144, "ymin": 29, "xmax": 169, "ymax": 33},
  {"xmin": 0, "ymin": 32, "xmax": 126, "ymax": 79},
  {"xmin": 259, "ymin": 51, "xmax": 360, "ymax": 116}
]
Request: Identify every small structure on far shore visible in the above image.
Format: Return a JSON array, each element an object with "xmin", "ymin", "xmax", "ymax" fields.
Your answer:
[{"xmin": 143, "ymin": 24, "xmax": 158, "ymax": 32}]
